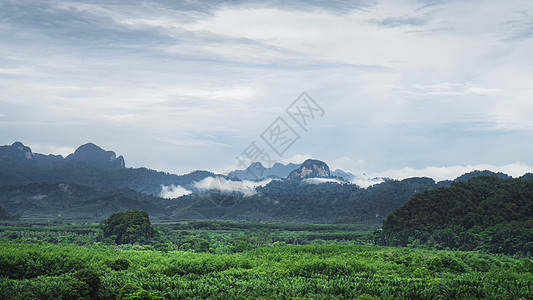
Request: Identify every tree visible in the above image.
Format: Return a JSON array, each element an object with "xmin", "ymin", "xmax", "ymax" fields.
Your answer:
[{"xmin": 99, "ymin": 210, "xmax": 156, "ymax": 244}]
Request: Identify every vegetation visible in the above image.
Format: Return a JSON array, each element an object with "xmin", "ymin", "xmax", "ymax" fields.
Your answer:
[
  {"xmin": 0, "ymin": 182, "xmax": 171, "ymax": 221},
  {"xmin": 380, "ymin": 175, "xmax": 533, "ymax": 255},
  {"xmin": 99, "ymin": 210, "xmax": 157, "ymax": 245},
  {"xmin": 170, "ymin": 178, "xmax": 438, "ymax": 224},
  {"xmin": 0, "ymin": 177, "xmax": 440, "ymax": 224},
  {"xmin": 0, "ymin": 240, "xmax": 531, "ymax": 299}
]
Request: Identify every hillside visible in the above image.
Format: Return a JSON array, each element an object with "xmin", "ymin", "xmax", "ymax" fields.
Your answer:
[
  {"xmin": 169, "ymin": 177, "xmax": 438, "ymax": 224},
  {"xmin": 380, "ymin": 175, "xmax": 533, "ymax": 255},
  {"xmin": 0, "ymin": 182, "xmax": 171, "ymax": 221},
  {"xmin": 0, "ymin": 142, "xmax": 213, "ymax": 195}
]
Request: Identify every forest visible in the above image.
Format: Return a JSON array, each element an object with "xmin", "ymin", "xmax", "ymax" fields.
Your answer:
[{"xmin": 380, "ymin": 176, "xmax": 533, "ymax": 255}]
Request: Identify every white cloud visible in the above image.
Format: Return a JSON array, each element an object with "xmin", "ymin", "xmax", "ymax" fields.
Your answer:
[
  {"xmin": 303, "ymin": 178, "xmax": 344, "ymax": 185},
  {"xmin": 365, "ymin": 162, "xmax": 533, "ymax": 182},
  {"xmin": 159, "ymin": 184, "xmax": 192, "ymax": 199},
  {"xmin": 351, "ymin": 177, "xmax": 385, "ymax": 189},
  {"xmin": 193, "ymin": 176, "xmax": 274, "ymax": 197}
]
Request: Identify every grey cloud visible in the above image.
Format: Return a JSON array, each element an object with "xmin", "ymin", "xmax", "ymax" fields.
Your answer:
[
  {"xmin": 369, "ymin": 16, "xmax": 427, "ymax": 28},
  {"xmin": 151, "ymin": 0, "xmax": 374, "ymax": 14},
  {"xmin": 1, "ymin": 1, "xmax": 375, "ymax": 72},
  {"xmin": 503, "ymin": 13, "xmax": 533, "ymax": 41},
  {"xmin": 416, "ymin": 0, "xmax": 454, "ymax": 9}
]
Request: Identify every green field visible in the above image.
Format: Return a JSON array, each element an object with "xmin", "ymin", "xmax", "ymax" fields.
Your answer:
[{"xmin": 1, "ymin": 221, "xmax": 532, "ymax": 299}]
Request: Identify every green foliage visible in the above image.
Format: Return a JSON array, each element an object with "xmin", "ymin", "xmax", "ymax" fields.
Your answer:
[
  {"xmin": 0, "ymin": 182, "xmax": 171, "ymax": 221},
  {"xmin": 0, "ymin": 243, "xmax": 87, "ymax": 279},
  {"xmin": 176, "ymin": 177, "xmax": 438, "ymax": 224},
  {"xmin": 108, "ymin": 258, "xmax": 131, "ymax": 271},
  {"xmin": 116, "ymin": 283, "xmax": 155, "ymax": 300},
  {"xmin": 72, "ymin": 269, "xmax": 100, "ymax": 299},
  {"xmin": 0, "ymin": 241, "xmax": 532, "ymax": 299},
  {"xmin": 381, "ymin": 176, "xmax": 533, "ymax": 255},
  {"xmin": 99, "ymin": 210, "xmax": 156, "ymax": 244},
  {"xmin": 62, "ymin": 277, "xmax": 91, "ymax": 300},
  {"xmin": 412, "ymin": 266, "xmax": 430, "ymax": 278}
]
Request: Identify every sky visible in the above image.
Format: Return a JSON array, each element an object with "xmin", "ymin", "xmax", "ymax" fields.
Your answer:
[{"xmin": 1, "ymin": 0, "xmax": 533, "ymax": 181}]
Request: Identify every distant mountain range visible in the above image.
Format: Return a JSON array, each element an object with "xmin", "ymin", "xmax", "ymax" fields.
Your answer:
[
  {"xmin": 1, "ymin": 141, "xmax": 531, "ymax": 223},
  {"xmin": 228, "ymin": 162, "xmax": 301, "ymax": 180},
  {"xmin": 228, "ymin": 160, "xmax": 358, "ymax": 182},
  {"xmin": 0, "ymin": 141, "xmax": 214, "ymax": 195},
  {"xmin": 2, "ymin": 142, "xmax": 124, "ymax": 170}
]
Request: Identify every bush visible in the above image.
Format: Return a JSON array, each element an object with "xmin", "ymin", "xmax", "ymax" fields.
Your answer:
[
  {"xmin": 72, "ymin": 268, "xmax": 100, "ymax": 299},
  {"xmin": 108, "ymin": 258, "xmax": 131, "ymax": 271},
  {"xmin": 116, "ymin": 283, "xmax": 154, "ymax": 300},
  {"xmin": 62, "ymin": 278, "xmax": 90, "ymax": 300}
]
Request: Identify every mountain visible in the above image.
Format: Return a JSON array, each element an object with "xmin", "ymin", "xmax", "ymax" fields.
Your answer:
[
  {"xmin": 287, "ymin": 159, "xmax": 331, "ymax": 180},
  {"xmin": 0, "ymin": 182, "xmax": 171, "ymax": 221},
  {"xmin": 0, "ymin": 205, "xmax": 14, "ymax": 220},
  {"xmin": 169, "ymin": 176, "xmax": 438, "ymax": 224},
  {"xmin": 0, "ymin": 142, "xmax": 214, "ymax": 196},
  {"xmin": 228, "ymin": 162, "xmax": 300, "ymax": 181},
  {"xmin": 522, "ymin": 173, "xmax": 533, "ymax": 180},
  {"xmin": 330, "ymin": 169, "xmax": 356, "ymax": 181},
  {"xmin": 379, "ymin": 175, "xmax": 533, "ymax": 255},
  {"xmin": 0, "ymin": 142, "xmax": 36, "ymax": 165},
  {"xmin": 34, "ymin": 153, "xmax": 66, "ymax": 170},
  {"xmin": 3, "ymin": 141, "xmax": 531, "ymax": 227},
  {"xmin": 0, "ymin": 142, "xmax": 43, "ymax": 186},
  {"xmin": 437, "ymin": 170, "xmax": 511, "ymax": 187},
  {"xmin": 65, "ymin": 143, "xmax": 125, "ymax": 170},
  {"xmin": 0, "ymin": 142, "xmax": 125, "ymax": 171}
]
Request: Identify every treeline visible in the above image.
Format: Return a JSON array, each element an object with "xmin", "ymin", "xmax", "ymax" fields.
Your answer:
[{"xmin": 379, "ymin": 175, "xmax": 533, "ymax": 255}]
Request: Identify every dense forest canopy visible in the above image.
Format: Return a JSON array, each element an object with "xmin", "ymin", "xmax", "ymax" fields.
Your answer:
[{"xmin": 380, "ymin": 175, "xmax": 533, "ymax": 255}]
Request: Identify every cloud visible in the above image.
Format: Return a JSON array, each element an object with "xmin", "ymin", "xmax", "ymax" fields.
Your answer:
[
  {"xmin": 502, "ymin": 10, "xmax": 533, "ymax": 41},
  {"xmin": 364, "ymin": 162, "xmax": 533, "ymax": 182},
  {"xmin": 404, "ymin": 82, "xmax": 505, "ymax": 97},
  {"xmin": 159, "ymin": 184, "xmax": 192, "ymax": 199},
  {"xmin": 369, "ymin": 16, "xmax": 427, "ymax": 28},
  {"xmin": 329, "ymin": 157, "xmax": 365, "ymax": 172},
  {"xmin": 193, "ymin": 176, "xmax": 274, "ymax": 197},
  {"xmin": 351, "ymin": 177, "xmax": 385, "ymax": 188},
  {"xmin": 302, "ymin": 178, "xmax": 344, "ymax": 185}
]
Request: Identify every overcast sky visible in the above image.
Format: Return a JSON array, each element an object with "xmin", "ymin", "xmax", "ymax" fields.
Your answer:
[{"xmin": 1, "ymin": 0, "xmax": 533, "ymax": 181}]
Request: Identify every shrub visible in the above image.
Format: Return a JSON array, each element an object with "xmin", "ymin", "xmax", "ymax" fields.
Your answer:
[
  {"xmin": 116, "ymin": 283, "xmax": 154, "ymax": 300},
  {"xmin": 72, "ymin": 269, "xmax": 100, "ymax": 299},
  {"xmin": 109, "ymin": 258, "xmax": 131, "ymax": 271},
  {"xmin": 61, "ymin": 278, "xmax": 91, "ymax": 300}
]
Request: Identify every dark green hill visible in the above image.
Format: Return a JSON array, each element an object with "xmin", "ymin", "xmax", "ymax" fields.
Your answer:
[
  {"xmin": 170, "ymin": 177, "xmax": 438, "ymax": 224},
  {"xmin": 380, "ymin": 175, "xmax": 533, "ymax": 255},
  {"xmin": 0, "ymin": 205, "xmax": 14, "ymax": 220},
  {"xmin": 0, "ymin": 142, "xmax": 213, "ymax": 196},
  {"xmin": 0, "ymin": 182, "xmax": 171, "ymax": 221}
]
